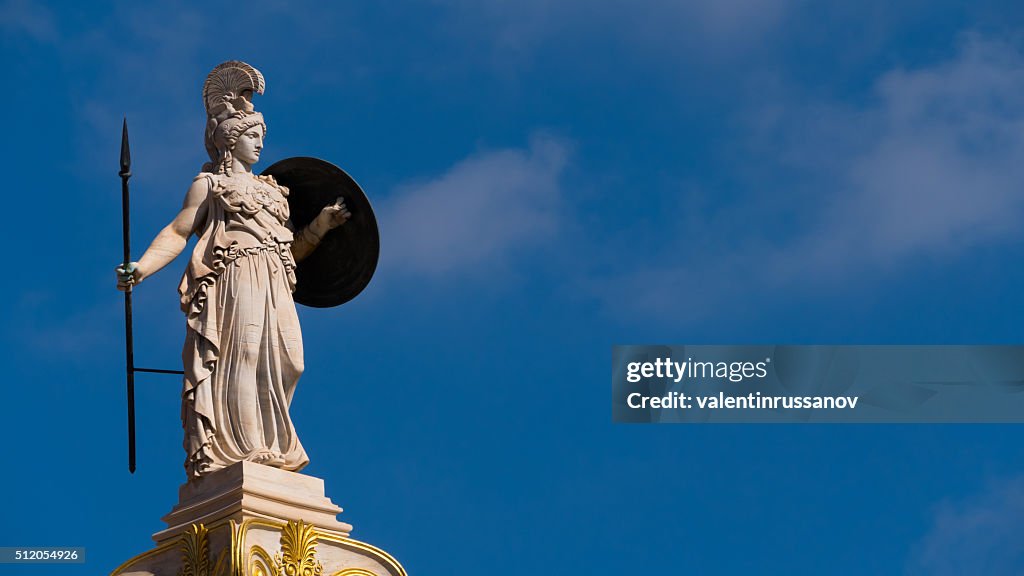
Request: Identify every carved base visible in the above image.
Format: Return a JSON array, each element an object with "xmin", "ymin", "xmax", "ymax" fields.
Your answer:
[
  {"xmin": 154, "ymin": 461, "xmax": 353, "ymax": 543},
  {"xmin": 110, "ymin": 463, "xmax": 405, "ymax": 576}
]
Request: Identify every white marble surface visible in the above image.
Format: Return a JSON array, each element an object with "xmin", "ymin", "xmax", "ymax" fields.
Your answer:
[{"xmin": 154, "ymin": 460, "xmax": 353, "ymax": 543}]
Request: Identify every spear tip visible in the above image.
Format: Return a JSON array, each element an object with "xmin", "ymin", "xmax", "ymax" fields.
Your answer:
[{"xmin": 120, "ymin": 117, "xmax": 131, "ymax": 176}]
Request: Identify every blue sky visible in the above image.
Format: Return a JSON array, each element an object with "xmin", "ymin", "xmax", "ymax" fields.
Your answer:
[{"xmin": 3, "ymin": 0, "xmax": 1024, "ymax": 574}]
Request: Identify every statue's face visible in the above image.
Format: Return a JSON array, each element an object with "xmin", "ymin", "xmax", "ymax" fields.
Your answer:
[{"xmin": 233, "ymin": 126, "xmax": 264, "ymax": 166}]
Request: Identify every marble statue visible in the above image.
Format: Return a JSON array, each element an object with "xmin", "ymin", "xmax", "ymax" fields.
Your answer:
[{"xmin": 115, "ymin": 61, "xmax": 350, "ymax": 479}]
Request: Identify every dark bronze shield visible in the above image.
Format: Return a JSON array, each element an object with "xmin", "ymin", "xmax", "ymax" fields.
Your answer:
[{"xmin": 261, "ymin": 157, "xmax": 379, "ymax": 308}]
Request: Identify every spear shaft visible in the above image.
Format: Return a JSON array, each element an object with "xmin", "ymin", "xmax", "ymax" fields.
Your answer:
[{"xmin": 120, "ymin": 118, "xmax": 136, "ymax": 474}]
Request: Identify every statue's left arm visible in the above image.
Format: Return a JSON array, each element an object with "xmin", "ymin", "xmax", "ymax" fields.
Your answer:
[{"xmin": 290, "ymin": 197, "xmax": 351, "ymax": 262}]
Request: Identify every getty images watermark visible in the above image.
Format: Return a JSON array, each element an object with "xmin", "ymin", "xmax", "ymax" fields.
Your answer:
[
  {"xmin": 613, "ymin": 345, "xmax": 1024, "ymax": 423},
  {"xmin": 623, "ymin": 354, "xmax": 858, "ymax": 412}
]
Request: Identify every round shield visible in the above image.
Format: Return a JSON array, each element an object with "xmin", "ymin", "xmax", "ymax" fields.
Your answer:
[{"xmin": 261, "ymin": 157, "xmax": 379, "ymax": 308}]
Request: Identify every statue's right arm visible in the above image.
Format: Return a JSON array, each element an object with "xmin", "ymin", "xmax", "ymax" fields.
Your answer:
[{"xmin": 117, "ymin": 177, "xmax": 210, "ymax": 290}]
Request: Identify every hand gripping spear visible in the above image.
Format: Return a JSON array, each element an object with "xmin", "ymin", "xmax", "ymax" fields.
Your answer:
[{"xmin": 119, "ymin": 119, "xmax": 184, "ymax": 474}]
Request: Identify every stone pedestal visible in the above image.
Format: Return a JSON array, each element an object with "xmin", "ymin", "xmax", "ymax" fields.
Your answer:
[{"xmin": 110, "ymin": 462, "xmax": 405, "ymax": 576}]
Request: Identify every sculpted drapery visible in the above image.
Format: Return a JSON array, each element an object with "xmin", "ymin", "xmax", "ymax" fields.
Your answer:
[{"xmin": 179, "ymin": 171, "xmax": 308, "ymax": 477}]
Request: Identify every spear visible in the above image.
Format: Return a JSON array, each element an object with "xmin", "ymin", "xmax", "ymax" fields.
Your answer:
[{"xmin": 119, "ymin": 118, "xmax": 136, "ymax": 474}]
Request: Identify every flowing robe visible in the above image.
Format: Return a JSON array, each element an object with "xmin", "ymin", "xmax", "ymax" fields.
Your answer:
[{"xmin": 178, "ymin": 172, "xmax": 309, "ymax": 478}]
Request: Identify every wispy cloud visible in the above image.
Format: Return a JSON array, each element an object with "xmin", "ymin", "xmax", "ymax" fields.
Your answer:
[
  {"xmin": 0, "ymin": 0, "xmax": 57, "ymax": 42},
  {"xmin": 794, "ymin": 33, "xmax": 1024, "ymax": 267},
  {"xmin": 598, "ymin": 33, "xmax": 1024, "ymax": 321},
  {"xmin": 431, "ymin": 0, "xmax": 802, "ymax": 73},
  {"xmin": 70, "ymin": 3, "xmax": 209, "ymax": 184},
  {"xmin": 909, "ymin": 476, "xmax": 1024, "ymax": 575},
  {"xmin": 683, "ymin": 0, "xmax": 798, "ymax": 39},
  {"xmin": 377, "ymin": 134, "xmax": 569, "ymax": 278}
]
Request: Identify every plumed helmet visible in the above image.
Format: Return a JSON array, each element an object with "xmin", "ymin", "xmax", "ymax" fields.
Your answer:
[{"xmin": 202, "ymin": 61, "xmax": 267, "ymax": 170}]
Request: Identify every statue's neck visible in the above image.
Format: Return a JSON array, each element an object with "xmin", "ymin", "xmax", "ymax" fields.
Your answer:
[{"xmin": 230, "ymin": 158, "xmax": 253, "ymax": 175}]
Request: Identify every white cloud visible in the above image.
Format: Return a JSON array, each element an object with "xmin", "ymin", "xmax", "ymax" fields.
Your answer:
[
  {"xmin": 798, "ymin": 34, "xmax": 1024, "ymax": 267},
  {"xmin": 378, "ymin": 134, "xmax": 569, "ymax": 278},
  {"xmin": 909, "ymin": 476, "xmax": 1024, "ymax": 575},
  {"xmin": 599, "ymin": 34, "xmax": 1024, "ymax": 321}
]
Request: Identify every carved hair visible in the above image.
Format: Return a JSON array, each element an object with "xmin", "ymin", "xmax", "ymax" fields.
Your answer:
[{"xmin": 205, "ymin": 113, "xmax": 267, "ymax": 175}]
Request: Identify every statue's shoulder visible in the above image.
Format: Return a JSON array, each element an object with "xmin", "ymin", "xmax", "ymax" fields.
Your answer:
[
  {"xmin": 197, "ymin": 172, "xmax": 237, "ymax": 197},
  {"xmin": 192, "ymin": 172, "xmax": 217, "ymax": 187}
]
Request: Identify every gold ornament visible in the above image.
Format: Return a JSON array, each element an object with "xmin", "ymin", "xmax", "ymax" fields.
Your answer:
[
  {"xmin": 178, "ymin": 524, "xmax": 210, "ymax": 576},
  {"xmin": 175, "ymin": 523, "xmax": 229, "ymax": 576},
  {"xmin": 274, "ymin": 520, "xmax": 323, "ymax": 576}
]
